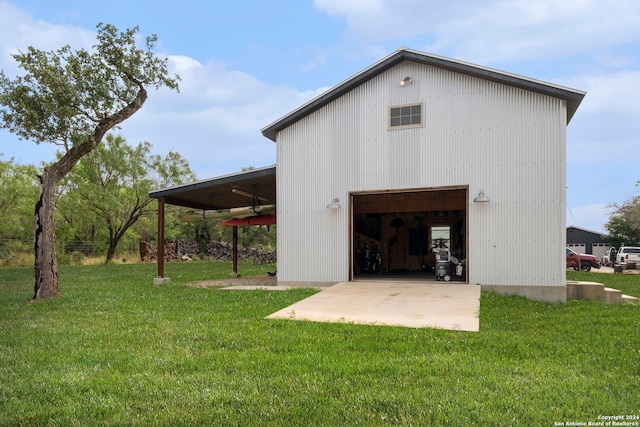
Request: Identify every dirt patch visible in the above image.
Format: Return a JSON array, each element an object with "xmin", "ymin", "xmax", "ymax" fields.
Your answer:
[{"xmin": 185, "ymin": 274, "xmax": 277, "ymax": 288}]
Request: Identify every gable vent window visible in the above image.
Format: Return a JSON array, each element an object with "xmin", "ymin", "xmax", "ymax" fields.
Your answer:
[{"xmin": 389, "ymin": 103, "xmax": 423, "ymax": 129}]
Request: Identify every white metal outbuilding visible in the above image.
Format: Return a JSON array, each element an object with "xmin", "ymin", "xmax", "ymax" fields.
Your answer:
[{"xmin": 262, "ymin": 48, "xmax": 585, "ymax": 303}]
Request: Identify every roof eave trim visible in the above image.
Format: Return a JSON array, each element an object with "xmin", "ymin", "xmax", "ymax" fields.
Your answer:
[{"xmin": 148, "ymin": 164, "xmax": 276, "ymax": 199}]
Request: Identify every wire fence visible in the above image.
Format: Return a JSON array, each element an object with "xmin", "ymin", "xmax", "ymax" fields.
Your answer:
[
  {"xmin": 0, "ymin": 239, "xmax": 142, "ymax": 267},
  {"xmin": 1, "ymin": 237, "xmax": 277, "ymax": 268}
]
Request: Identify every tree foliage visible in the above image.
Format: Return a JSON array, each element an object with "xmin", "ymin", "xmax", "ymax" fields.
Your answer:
[
  {"xmin": 57, "ymin": 134, "xmax": 195, "ymax": 261},
  {"xmin": 0, "ymin": 157, "xmax": 40, "ymax": 264},
  {"xmin": 0, "ymin": 23, "xmax": 180, "ymax": 300},
  {"xmin": 605, "ymin": 183, "xmax": 640, "ymax": 247},
  {"xmin": 0, "ymin": 157, "xmax": 39, "ymax": 239}
]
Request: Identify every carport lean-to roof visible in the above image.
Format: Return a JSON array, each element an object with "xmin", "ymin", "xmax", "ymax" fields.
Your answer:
[
  {"xmin": 149, "ymin": 165, "xmax": 276, "ymax": 211},
  {"xmin": 148, "ymin": 165, "xmax": 276, "ymax": 281}
]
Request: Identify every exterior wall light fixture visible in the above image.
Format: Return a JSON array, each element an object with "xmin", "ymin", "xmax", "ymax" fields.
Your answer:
[
  {"xmin": 473, "ymin": 191, "xmax": 490, "ymax": 203},
  {"xmin": 400, "ymin": 76, "xmax": 413, "ymax": 86},
  {"xmin": 327, "ymin": 198, "xmax": 341, "ymax": 209}
]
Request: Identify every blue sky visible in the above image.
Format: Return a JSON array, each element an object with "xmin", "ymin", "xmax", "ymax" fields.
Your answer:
[{"xmin": 1, "ymin": 0, "xmax": 639, "ymax": 234}]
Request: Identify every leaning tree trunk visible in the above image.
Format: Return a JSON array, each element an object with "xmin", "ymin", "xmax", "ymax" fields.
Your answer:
[
  {"xmin": 33, "ymin": 170, "xmax": 62, "ymax": 300},
  {"xmin": 30, "ymin": 84, "xmax": 147, "ymax": 300}
]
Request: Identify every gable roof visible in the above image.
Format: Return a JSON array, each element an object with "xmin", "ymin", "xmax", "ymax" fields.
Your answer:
[{"xmin": 261, "ymin": 48, "xmax": 586, "ymax": 142}]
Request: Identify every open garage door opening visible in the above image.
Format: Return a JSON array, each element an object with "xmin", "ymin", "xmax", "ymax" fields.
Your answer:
[{"xmin": 351, "ymin": 187, "xmax": 468, "ymax": 282}]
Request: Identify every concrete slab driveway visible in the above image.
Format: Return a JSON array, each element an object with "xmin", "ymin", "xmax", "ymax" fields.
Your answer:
[{"xmin": 267, "ymin": 281, "xmax": 481, "ymax": 332}]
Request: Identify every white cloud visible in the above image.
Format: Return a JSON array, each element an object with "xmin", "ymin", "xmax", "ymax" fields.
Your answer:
[
  {"xmin": 313, "ymin": 0, "xmax": 640, "ymax": 64},
  {"xmin": 564, "ymin": 70, "xmax": 640, "ymax": 164},
  {"xmin": 567, "ymin": 203, "xmax": 613, "ymax": 234},
  {"xmin": 0, "ymin": 3, "xmax": 95, "ymax": 76}
]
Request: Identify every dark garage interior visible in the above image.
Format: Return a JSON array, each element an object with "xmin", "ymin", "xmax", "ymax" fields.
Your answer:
[{"xmin": 352, "ymin": 188, "xmax": 468, "ymax": 281}]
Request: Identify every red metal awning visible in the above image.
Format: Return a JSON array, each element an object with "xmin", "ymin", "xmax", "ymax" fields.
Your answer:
[{"xmin": 221, "ymin": 215, "xmax": 276, "ymax": 227}]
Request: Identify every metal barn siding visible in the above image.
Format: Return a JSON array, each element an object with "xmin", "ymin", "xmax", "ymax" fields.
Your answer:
[{"xmin": 276, "ymin": 61, "xmax": 568, "ymax": 291}]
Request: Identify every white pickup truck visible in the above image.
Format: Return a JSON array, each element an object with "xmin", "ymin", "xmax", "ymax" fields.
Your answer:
[{"xmin": 616, "ymin": 246, "xmax": 640, "ymax": 265}]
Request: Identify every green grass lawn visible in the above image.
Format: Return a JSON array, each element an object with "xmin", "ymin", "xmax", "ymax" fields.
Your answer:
[{"xmin": 1, "ymin": 262, "xmax": 638, "ymax": 426}]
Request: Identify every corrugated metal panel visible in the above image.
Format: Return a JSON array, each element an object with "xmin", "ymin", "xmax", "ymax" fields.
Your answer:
[{"xmin": 277, "ymin": 61, "xmax": 567, "ymax": 287}]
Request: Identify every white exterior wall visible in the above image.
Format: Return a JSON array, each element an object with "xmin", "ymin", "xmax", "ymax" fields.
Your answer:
[{"xmin": 276, "ymin": 61, "xmax": 567, "ymax": 291}]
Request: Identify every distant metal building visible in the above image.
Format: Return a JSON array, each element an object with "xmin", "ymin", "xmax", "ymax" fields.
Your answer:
[
  {"xmin": 262, "ymin": 48, "xmax": 585, "ymax": 303},
  {"xmin": 566, "ymin": 226, "xmax": 610, "ymax": 259}
]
